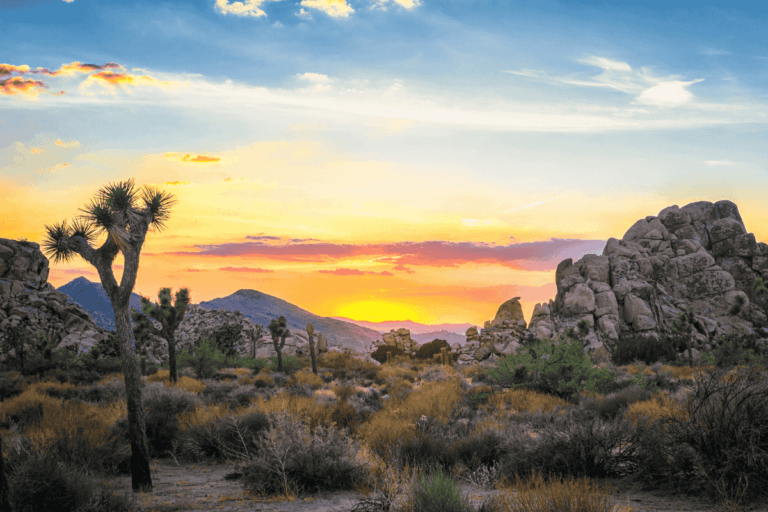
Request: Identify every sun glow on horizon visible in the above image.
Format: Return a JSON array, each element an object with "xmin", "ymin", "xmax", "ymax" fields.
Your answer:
[{"xmin": 334, "ymin": 299, "xmax": 433, "ymax": 324}]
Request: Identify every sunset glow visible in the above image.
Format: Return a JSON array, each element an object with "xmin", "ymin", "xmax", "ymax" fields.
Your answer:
[{"xmin": 2, "ymin": 1, "xmax": 766, "ymax": 327}]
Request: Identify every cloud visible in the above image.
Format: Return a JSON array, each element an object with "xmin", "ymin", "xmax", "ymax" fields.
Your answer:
[
  {"xmin": 0, "ymin": 77, "xmax": 47, "ymax": 96},
  {"xmin": 0, "ymin": 64, "xmax": 31, "ymax": 76},
  {"xmin": 219, "ymin": 266, "xmax": 275, "ymax": 273},
  {"xmin": 215, "ymin": 0, "xmax": 278, "ymax": 17},
  {"xmin": 392, "ymin": 264, "xmax": 415, "ymax": 273},
  {"xmin": 82, "ymin": 71, "xmax": 176, "ymax": 89},
  {"xmin": 700, "ymin": 48, "xmax": 731, "ymax": 56},
  {"xmin": 182, "ymin": 154, "xmax": 221, "ymax": 163},
  {"xmin": 248, "ymin": 235, "xmax": 283, "ymax": 241},
  {"xmin": 300, "ymin": 0, "xmax": 353, "ymax": 18},
  {"xmin": 40, "ymin": 163, "xmax": 70, "ymax": 174},
  {"xmin": 296, "ymin": 7, "xmax": 312, "ymax": 19},
  {"xmin": 504, "ymin": 200, "xmax": 546, "ymax": 213},
  {"xmin": 635, "ymin": 79, "xmax": 704, "ymax": 107},
  {"xmin": 55, "ymin": 139, "xmax": 80, "ymax": 148},
  {"xmin": 577, "ymin": 56, "xmax": 632, "ymax": 72},
  {"xmin": 184, "ymin": 268, "xmax": 205, "ymax": 272},
  {"xmin": 165, "ymin": 180, "xmax": 192, "ymax": 185},
  {"xmin": 318, "ymin": 268, "xmax": 394, "ymax": 276},
  {"xmin": 30, "ymin": 148, "xmax": 44, "ymax": 154},
  {"xmin": 297, "ymin": 72, "xmax": 330, "ymax": 83},
  {"xmin": 168, "ymin": 238, "xmax": 606, "ymax": 270},
  {"xmin": 371, "ymin": 0, "xmax": 421, "ymax": 9},
  {"xmin": 62, "ymin": 0, "xmax": 74, "ymax": 3},
  {"xmin": 43, "ymin": 62, "xmax": 120, "ymax": 77}
]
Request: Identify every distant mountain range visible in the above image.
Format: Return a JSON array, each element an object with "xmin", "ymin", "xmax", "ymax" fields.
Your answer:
[
  {"xmin": 56, "ymin": 278, "xmax": 389, "ymax": 349},
  {"xmin": 330, "ymin": 317, "xmax": 475, "ymax": 335},
  {"xmin": 56, "ymin": 277, "xmax": 150, "ymax": 331}
]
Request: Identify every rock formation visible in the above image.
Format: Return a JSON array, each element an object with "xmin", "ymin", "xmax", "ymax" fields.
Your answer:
[
  {"xmin": 528, "ymin": 200, "xmax": 768, "ymax": 360},
  {"xmin": 455, "ymin": 298, "xmax": 526, "ymax": 364},
  {"xmin": 0, "ymin": 238, "xmax": 110, "ymax": 359}
]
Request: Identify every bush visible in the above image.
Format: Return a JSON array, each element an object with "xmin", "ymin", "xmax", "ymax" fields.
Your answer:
[
  {"xmin": 415, "ymin": 339, "xmax": 452, "ymax": 361},
  {"xmin": 578, "ymin": 384, "xmax": 653, "ymax": 421},
  {"xmin": 241, "ymin": 410, "xmax": 368, "ymax": 497},
  {"xmin": 371, "ymin": 345, "xmax": 410, "ymax": 365},
  {"xmin": 704, "ymin": 334, "xmax": 766, "ymax": 370},
  {"xmin": 0, "ymin": 373, "xmax": 24, "ymax": 400},
  {"xmin": 479, "ymin": 337, "xmax": 619, "ymax": 402},
  {"xmin": 409, "ymin": 466, "xmax": 473, "ymax": 512},
  {"xmin": 449, "ymin": 428, "xmax": 510, "ymax": 473},
  {"xmin": 610, "ymin": 333, "xmax": 678, "ymax": 367},
  {"xmin": 8, "ymin": 455, "xmax": 95, "ymax": 512},
  {"xmin": 177, "ymin": 338, "xmax": 227, "ymax": 380},
  {"xmin": 646, "ymin": 365, "xmax": 768, "ymax": 508},
  {"xmin": 181, "ymin": 410, "xmax": 271, "ymax": 461}
]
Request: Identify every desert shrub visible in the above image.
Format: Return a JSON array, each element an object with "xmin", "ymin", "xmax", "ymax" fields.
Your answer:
[
  {"xmin": 79, "ymin": 378, "xmax": 126, "ymax": 404},
  {"xmin": 0, "ymin": 373, "xmax": 24, "ymax": 400},
  {"xmin": 480, "ymin": 468, "xmax": 615, "ymax": 512},
  {"xmin": 642, "ymin": 365, "xmax": 768, "ymax": 508},
  {"xmin": 449, "ymin": 428, "xmax": 510, "ymax": 473},
  {"xmin": 232, "ymin": 355, "xmax": 272, "ymax": 372},
  {"xmin": 62, "ymin": 355, "xmax": 124, "ymax": 386},
  {"xmin": 77, "ymin": 487, "xmax": 140, "ymax": 512},
  {"xmin": 146, "ymin": 369, "xmax": 206, "ymax": 394},
  {"xmin": 181, "ymin": 410, "xmax": 270, "ymax": 461},
  {"xmin": 5, "ymin": 402, "xmax": 45, "ymax": 430},
  {"xmin": 479, "ymin": 337, "xmax": 619, "ymax": 403},
  {"xmin": 227, "ymin": 386, "xmax": 258, "ymax": 410},
  {"xmin": 578, "ymin": 384, "xmax": 653, "ymax": 421},
  {"xmin": 409, "ymin": 466, "xmax": 473, "ymax": 512},
  {"xmin": 200, "ymin": 380, "xmax": 239, "ymax": 405},
  {"xmin": 319, "ymin": 351, "xmax": 379, "ymax": 382},
  {"xmin": 241, "ymin": 410, "xmax": 368, "ymax": 497},
  {"xmin": 371, "ymin": 345, "xmax": 409, "ymax": 365},
  {"xmin": 703, "ymin": 333, "xmax": 767, "ymax": 370},
  {"xmin": 177, "ymin": 338, "xmax": 227, "ymax": 380},
  {"xmin": 7, "ymin": 454, "xmax": 96, "ymax": 512},
  {"xmin": 497, "ymin": 407, "xmax": 638, "ymax": 484},
  {"xmin": 112, "ymin": 382, "xmax": 200, "ymax": 458},
  {"xmin": 610, "ymin": 333, "xmax": 678, "ymax": 367},
  {"xmin": 211, "ymin": 372, "xmax": 238, "ymax": 382},
  {"xmin": 414, "ymin": 339, "xmax": 452, "ymax": 361},
  {"xmin": 207, "ymin": 322, "xmax": 242, "ymax": 359},
  {"xmin": 289, "ymin": 368, "xmax": 324, "ymax": 389}
]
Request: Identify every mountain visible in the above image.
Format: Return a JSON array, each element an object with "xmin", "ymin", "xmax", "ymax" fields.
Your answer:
[
  {"xmin": 329, "ymin": 317, "xmax": 474, "ymax": 335},
  {"xmin": 410, "ymin": 330, "xmax": 467, "ymax": 346},
  {"xmin": 56, "ymin": 277, "xmax": 150, "ymax": 332},
  {"xmin": 199, "ymin": 289, "xmax": 383, "ymax": 347}
]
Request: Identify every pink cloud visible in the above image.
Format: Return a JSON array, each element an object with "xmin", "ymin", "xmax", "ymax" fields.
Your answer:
[
  {"xmin": 219, "ymin": 266, "xmax": 275, "ymax": 273},
  {"xmin": 318, "ymin": 268, "xmax": 394, "ymax": 276}
]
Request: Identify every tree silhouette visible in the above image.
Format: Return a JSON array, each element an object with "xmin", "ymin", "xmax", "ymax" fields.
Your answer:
[
  {"xmin": 42, "ymin": 178, "xmax": 178, "ymax": 492},
  {"xmin": 268, "ymin": 316, "xmax": 290, "ymax": 372},
  {"xmin": 131, "ymin": 287, "xmax": 190, "ymax": 383}
]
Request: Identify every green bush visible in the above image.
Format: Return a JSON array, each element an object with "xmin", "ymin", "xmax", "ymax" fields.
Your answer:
[
  {"xmin": 610, "ymin": 333, "xmax": 678, "ymax": 367},
  {"xmin": 370, "ymin": 345, "xmax": 410, "ymax": 365},
  {"xmin": 479, "ymin": 337, "xmax": 620, "ymax": 402},
  {"xmin": 8, "ymin": 454, "xmax": 96, "ymax": 512},
  {"xmin": 414, "ymin": 339, "xmax": 453, "ymax": 361},
  {"xmin": 410, "ymin": 467, "xmax": 473, "ymax": 512},
  {"xmin": 701, "ymin": 334, "xmax": 766, "ymax": 370},
  {"xmin": 177, "ymin": 338, "xmax": 227, "ymax": 380}
]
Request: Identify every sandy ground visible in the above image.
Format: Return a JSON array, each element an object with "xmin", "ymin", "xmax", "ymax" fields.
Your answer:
[{"xmin": 96, "ymin": 457, "xmax": 768, "ymax": 512}]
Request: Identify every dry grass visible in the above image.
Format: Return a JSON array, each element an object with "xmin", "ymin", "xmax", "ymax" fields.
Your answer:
[{"xmin": 146, "ymin": 370, "xmax": 207, "ymax": 394}]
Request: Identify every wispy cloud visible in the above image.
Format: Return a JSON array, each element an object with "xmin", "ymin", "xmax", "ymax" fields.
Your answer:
[
  {"xmin": 219, "ymin": 266, "xmax": 275, "ymax": 273},
  {"xmin": 0, "ymin": 77, "xmax": 49, "ymax": 97},
  {"xmin": 55, "ymin": 139, "xmax": 80, "ymax": 148},
  {"xmin": 300, "ymin": 0, "xmax": 354, "ymax": 18},
  {"xmin": 700, "ymin": 48, "xmax": 731, "ymax": 56},
  {"xmin": 167, "ymin": 237, "xmax": 606, "ymax": 271},
  {"xmin": 164, "ymin": 153, "xmax": 221, "ymax": 163},
  {"xmin": 704, "ymin": 160, "xmax": 740, "ymax": 166},
  {"xmin": 505, "ymin": 55, "xmax": 705, "ymax": 108},
  {"xmin": 318, "ymin": 268, "xmax": 394, "ymax": 276}
]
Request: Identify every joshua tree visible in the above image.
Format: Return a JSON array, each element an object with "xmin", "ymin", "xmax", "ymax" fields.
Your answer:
[
  {"xmin": 42, "ymin": 178, "xmax": 178, "ymax": 492},
  {"xmin": 306, "ymin": 323, "xmax": 318, "ymax": 375},
  {"xmin": 268, "ymin": 315, "xmax": 290, "ymax": 372},
  {"xmin": 251, "ymin": 324, "xmax": 264, "ymax": 359},
  {"xmin": 671, "ymin": 306, "xmax": 697, "ymax": 367},
  {"xmin": 131, "ymin": 287, "xmax": 190, "ymax": 383}
]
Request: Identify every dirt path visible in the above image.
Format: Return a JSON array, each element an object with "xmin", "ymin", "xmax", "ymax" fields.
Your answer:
[{"xmin": 96, "ymin": 457, "xmax": 768, "ymax": 512}]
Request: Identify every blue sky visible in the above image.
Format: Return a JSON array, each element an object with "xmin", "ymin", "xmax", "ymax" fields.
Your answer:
[{"xmin": 1, "ymin": 0, "xmax": 766, "ymax": 325}]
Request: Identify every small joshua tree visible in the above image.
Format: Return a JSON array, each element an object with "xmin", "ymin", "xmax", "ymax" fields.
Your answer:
[
  {"xmin": 671, "ymin": 306, "xmax": 697, "ymax": 367},
  {"xmin": 42, "ymin": 177, "xmax": 177, "ymax": 492},
  {"xmin": 131, "ymin": 287, "xmax": 190, "ymax": 383},
  {"xmin": 268, "ymin": 316, "xmax": 290, "ymax": 373},
  {"xmin": 251, "ymin": 324, "xmax": 264, "ymax": 359},
  {"xmin": 306, "ymin": 323, "xmax": 318, "ymax": 375}
]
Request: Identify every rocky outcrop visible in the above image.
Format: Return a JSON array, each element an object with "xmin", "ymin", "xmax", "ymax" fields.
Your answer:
[
  {"xmin": 0, "ymin": 238, "xmax": 110, "ymax": 359},
  {"xmin": 454, "ymin": 297, "xmax": 526, "ymax": 364},
  {"xmin": 529, "ymin": 200, "xmax": 768, "ymax": 358}
]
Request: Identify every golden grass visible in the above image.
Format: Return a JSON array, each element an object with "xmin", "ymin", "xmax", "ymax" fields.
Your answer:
[
  {"xmin": 291, "ymin": 368, "xmax": 324, "ymax": 389},
  {"xmin": 487, "ymin": 469, "xmax": 630, "ymax": 512},
  {"xmin": 146, "ymin": 370, "xmax": 207, "ymax": 394},
  {"xmin": 177, "ymin": 402, "xmax": 253, "ymax": 432},
  {"xmin": 623, "ymin": 390, "xmax": 689, "ymax": 429}
]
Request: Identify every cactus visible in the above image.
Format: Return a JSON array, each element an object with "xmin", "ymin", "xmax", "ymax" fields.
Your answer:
[
  {"xmin": 268, "ymin": 315, "xmax": 290, "ymax": 373},
  {"xmin": 306, "ymin": 323, "xmax": 318, "ymax": 375},
  {"xmin": 131, "ymin": 287, "xmax": 190, "ymax": 383}
]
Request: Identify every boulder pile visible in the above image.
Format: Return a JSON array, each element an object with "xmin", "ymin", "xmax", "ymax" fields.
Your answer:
[{"xmin": 0, "ymin": 238, "xmax": 111, "ymax": 358}]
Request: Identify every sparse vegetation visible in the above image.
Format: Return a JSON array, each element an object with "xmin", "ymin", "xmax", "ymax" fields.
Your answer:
[{"xmin": 1, "ymin": 326, "xmax": 767, "ymax": 512}]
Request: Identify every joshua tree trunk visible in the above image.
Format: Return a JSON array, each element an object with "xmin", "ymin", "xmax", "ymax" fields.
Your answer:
[
  {"xmin": 306, "ymin": 324, "xmax": 318, "ymax": 375},
  {"xmin": 0, "ymin": 434, "xmax": 11, "ymax": 512},
  {"xmin": 114, "ymin": 304, "xmax": 153, "ymax": 491},
  {"xmin": 167, "ymin": 334, "xmax": 178, "ymax": 383}
]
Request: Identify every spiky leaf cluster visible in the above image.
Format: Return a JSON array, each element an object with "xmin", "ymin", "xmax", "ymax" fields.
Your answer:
[
  {"xmin": 131, "ymin": 288, "xmax": 190, "ymax": 343},
  {"xmin": 268, "ymin": 315, "xmax": 290, "ymax": 350},
  {"xmin": 42, "ymin": 178, "xmax": 178, "ymax": 262}
]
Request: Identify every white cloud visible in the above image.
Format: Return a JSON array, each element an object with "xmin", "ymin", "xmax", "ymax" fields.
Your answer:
[
  {"xmin": 636, "ymin": 79, "xmax": 704, "ymax": 107},
  {"xmin": 297, "ymin": 72, "xmax": 330, "ymax": 82},
  {"xmin": 214, "ymin": 0, "xmax": 279, "ymax": 17},
  {"xmin": 300, "ymin": 0, "xmax": 354, "ymax": 18},
  {"xmin": 577, "ymin": 56, "xmax": 632, "ymax": 72},
  {"xmin": 296, "ymin": 7, "xmax": 312, "ymax": 19},
  {"xmin": 55, "ymin": 139, "xmax": 80, "ymax": 148}
]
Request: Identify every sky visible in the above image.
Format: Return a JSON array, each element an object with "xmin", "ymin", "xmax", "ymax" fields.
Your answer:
[{"xmin": 1, "ymin": 0, "xmax": 767, "ymax": 328}]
